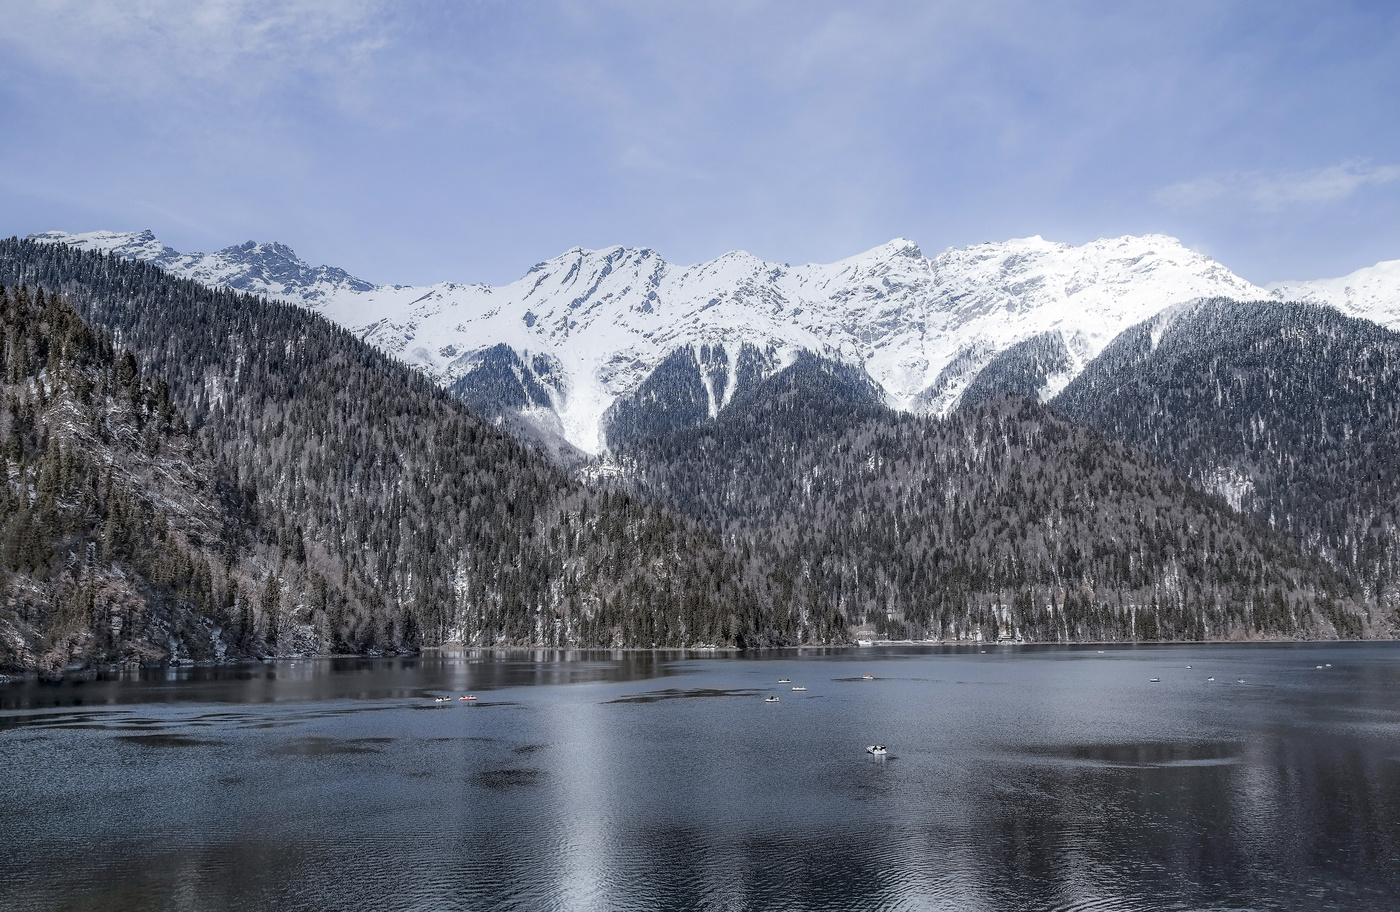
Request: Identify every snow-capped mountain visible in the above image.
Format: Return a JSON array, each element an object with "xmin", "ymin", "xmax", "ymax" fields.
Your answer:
[
  {"xmin": 35, "ymin": 228, "xmax": 1386, "ymax": 455},
  {"xmin": 31, "ymin": 229, "xmax": 377, "ymax": 303},
  {"xmin": 1267, "ymin": 259, "xmax": 1400, "ymax": 329}
]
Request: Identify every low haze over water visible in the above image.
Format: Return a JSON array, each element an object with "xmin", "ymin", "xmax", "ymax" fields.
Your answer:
[{"xmin": 3, "ymin": 645, "xmax": 1398, "ymax": 911}]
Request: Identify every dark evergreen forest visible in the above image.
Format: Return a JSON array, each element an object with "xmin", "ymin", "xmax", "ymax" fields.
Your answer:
[
  {"xmin": 614, "ymin": 356, "xmax": 1375, "ymax": 643},
  {"xmin": 1054, "ymin": 298, "xmax": 1400, "ymax": 624}
]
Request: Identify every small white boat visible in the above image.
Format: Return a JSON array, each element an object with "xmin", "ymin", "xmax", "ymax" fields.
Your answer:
[
  {"xmin": 1237, "ymin": 679, "xmax": 1246, "ymax": 684},
  {"xmin": 1149, "ymin": 678, "xmax": 1160, "ymax": 683},
  {"xmin": 434, "ymin": 696, "xmax": 451, "ymax": 703},
  {"xmin": 862, "ymin": 674, "xmax": 874, "ymax": 680},
  {"xmin": 791, "ymin": 686, "xmax": 806, "ymax": 691},
  {"xmin": 764, "ymin": 696, "xmax": 780, "ymax": 703},
  {"xmin": 778, "ymin": 678, "xmax": 791, "ymax": 684},
  {"xmin": 460, "ymin": 695, "xmax": 478, "ymax": 702},
  {"xmin": 1207, "ymin": 677, "xmax": 1215, "ymax": 682},
  {"xmin": 1317, "ymin": 665, "xmax": 1324, "ymax": 669},
  {"xmin": 1185, "ymin": 665, "xmax": 1192, "ymax": 669},
  {"xmin": 866, "ymin": 745, "xmax": 887, "ymax": 755},
  {"xmin": 1326, "ymin": 663, "xmax": 1332, "ymax": 667}
]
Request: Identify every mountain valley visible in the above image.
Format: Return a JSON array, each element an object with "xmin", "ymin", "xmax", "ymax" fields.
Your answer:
[
  {"xmin": 3, "ymin": 231, "xmax": 1398, "ymax": 669},
  {"xmin": 1, "ymin": 239, "xmax": 844, "ymax": 671}
]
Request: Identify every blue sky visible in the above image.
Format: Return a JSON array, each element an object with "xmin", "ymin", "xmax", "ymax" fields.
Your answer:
[{"xmin": 1, "ymin": 0, "xmax": 1397, "ymax": 285}]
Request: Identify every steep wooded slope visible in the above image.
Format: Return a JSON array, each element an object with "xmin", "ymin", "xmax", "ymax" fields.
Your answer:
[
  {"xmin": 615, "ymin": 365, "xmax": 1372, "ymax": 642},
  {"xmin": 0, "ymin": 239, "xmax": 841, "ymax": 656},
  {"xmin": 1054, "ymin": 299, "xmax": 1400, "ymax": 620},
  {"xmin": 0, "ymin": 283, "xmax": 292, "ymax": 671}
]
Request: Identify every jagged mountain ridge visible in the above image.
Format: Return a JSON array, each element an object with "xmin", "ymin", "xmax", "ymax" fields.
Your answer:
[{"xmin": 32, "ymin": 229, "xmax": 1301, "ymax": 453}]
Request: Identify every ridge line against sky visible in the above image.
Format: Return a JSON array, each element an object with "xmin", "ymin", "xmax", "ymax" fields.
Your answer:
[
  {"xmin": 2, "ymin": 0, "xmax": 1398, "ymax": 287},
  {"xmin": 30, "ymin": 226, "xmax": 1294, "ymax": 288}
]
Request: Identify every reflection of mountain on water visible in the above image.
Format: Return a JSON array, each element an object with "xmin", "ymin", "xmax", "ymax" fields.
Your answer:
[
  {"xmin": 606, "ymin": 687, "xmax": 760, "ymax": 704},
  {"xmin": 1024, "ymin": 740, "xmax": 1245, "ymax": 767}
]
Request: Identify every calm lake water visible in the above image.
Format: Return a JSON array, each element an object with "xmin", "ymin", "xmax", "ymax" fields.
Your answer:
[{"xmin": 2, "ymin": 644, "xmax": 1398, "ymax": 911}]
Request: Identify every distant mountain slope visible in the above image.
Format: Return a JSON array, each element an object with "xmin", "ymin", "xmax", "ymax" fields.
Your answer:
[
  {"xmin": 1053, "ymin": 299, "xmax": 1400, "ymax": 620},
  {"xmin": 1, "ymin": 240, "xmax": 843, "ymax": 656},
  {"xmin": 27, "ymin": 229, "xmax": 376, "ymax": 303},
  {"xmin": 611, "ymin": 365, "xmax": 1371, "ymax": 643},
  {"xmin": 31, "ymin": 229, "xmax": 1272, "ymax": 453},
  {"xmin": 1268, "ymin": 258, "xmax": 1400, "ymax": 329}
]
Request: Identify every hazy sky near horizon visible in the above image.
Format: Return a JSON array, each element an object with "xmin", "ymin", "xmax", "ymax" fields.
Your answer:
[{"xmin": 1, "ymin": 0, "xmax": 1397, "ymax": 285}]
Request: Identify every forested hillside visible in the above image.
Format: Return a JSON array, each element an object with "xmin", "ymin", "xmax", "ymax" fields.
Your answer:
[
  {"xmin": 615, "ymin": 361, "xmax": 1375, "ymax": 643},
  {"xmin": 0, "ymin": 283, "xmax": 285, "ymax": 670},
  {"xmin": 0, "ymin": 239, "xmax": 841, "ymax": 668},
  {"xmin": 1054, "ymin": 299, "xmax": 1400, "ymax": 622}
]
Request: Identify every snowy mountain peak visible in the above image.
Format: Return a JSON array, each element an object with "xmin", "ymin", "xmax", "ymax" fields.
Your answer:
[
  {"xmin": 1267, "ymin": 258, "xmax": 1400, "ymax": 328},
  {"xmin": 31, "ymin": 228, "xmax": 180, "ymax": 262},
  {"xmin": 836, "ymin": 237, "xmax": 925, "ymax": 263},
  {"xmin": 31, "ymin": 227, "xmax": 1394, "ymax": 456},
  {"xmin": 218, "ymin": 239, "xmax": 299, "ymax": 260},
  {"xmin": 882, "ymin": 237, "xmax": 924, "ymax": 258}
]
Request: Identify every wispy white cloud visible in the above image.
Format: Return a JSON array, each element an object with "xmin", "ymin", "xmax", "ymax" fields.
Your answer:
[
  {"xmin": 1156, "ymin": 161, "xmax": 1400, "ymax": 212},
  {"xmin": 618, "ymin": 145, "xmax": 712, "ymax": 183},
  {"xmin": 0, "ymin": 0, "xmax": 392, "ymax": 103}
]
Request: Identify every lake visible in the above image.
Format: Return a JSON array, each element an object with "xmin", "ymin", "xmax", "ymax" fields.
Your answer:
[{"xmin": 2, "ymin": 644, "xmax": 1398, "ymax": 911}]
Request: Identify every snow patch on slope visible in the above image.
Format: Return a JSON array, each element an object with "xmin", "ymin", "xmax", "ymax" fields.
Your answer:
[{"xmin": 1202, "ymin": 467, "xmax": 1255, "ymax": 512}]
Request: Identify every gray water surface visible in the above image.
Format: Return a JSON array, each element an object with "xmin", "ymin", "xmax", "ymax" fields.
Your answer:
[{"xmin": 2, "ymin": 644, "xmax": 1398, "ymax": 911}]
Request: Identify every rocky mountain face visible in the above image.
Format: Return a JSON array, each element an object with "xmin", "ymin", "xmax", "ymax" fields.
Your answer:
[
  {"xmin": 0, "ymin": 282, "xmax": 294, "ymax": 672},
  {"xmin": 34, "ymin": 229, "xmax": 1305, "ymax": 455}
]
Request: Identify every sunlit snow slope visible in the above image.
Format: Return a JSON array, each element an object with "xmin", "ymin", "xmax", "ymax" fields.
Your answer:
[
  {"xmin": 1267, "ymin": 259, "xmax": 1400, "ymax": 329},
  {"xmin": 38, "ymin": 228, "xmax": 1372, "ymax": 454}
]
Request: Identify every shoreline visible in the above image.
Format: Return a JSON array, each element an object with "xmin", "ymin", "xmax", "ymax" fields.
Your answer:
[{"xmin": 3, "ymin": 637, "xmax": 1391, "ymax": 684}]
